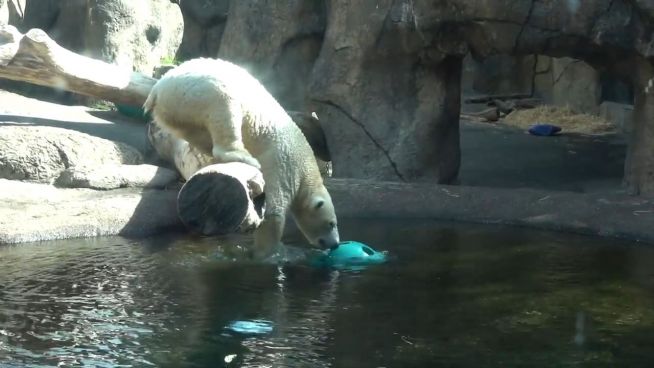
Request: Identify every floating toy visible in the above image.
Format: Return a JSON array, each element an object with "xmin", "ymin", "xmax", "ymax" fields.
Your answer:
[
  {"xmin": 311, "ymin": 240, "xmax": 387, "ymax": 269},
  {"xmin": 528, "ymin": 123, "xmax": 562, "ymax": 136},
  {"xmin": 116, "ymin": 104, "xmax": 151, "ymax": 122},
  {"xmin": 226, "ymin": 319, "xmax": 274, "ymax": 335}
]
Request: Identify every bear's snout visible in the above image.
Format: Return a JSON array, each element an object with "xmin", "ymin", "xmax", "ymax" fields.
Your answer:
[{"xmin": 318, "ymin": 232, "xmax": 340, "ymax": 249}]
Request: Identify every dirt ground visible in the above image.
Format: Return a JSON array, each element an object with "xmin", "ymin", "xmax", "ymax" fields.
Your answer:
[{"xmin": 459, "ymin": 119, "xmax": 626, "ymax": 193}]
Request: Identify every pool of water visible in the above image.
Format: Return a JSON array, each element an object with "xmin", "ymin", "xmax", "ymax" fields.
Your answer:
[{"xmin": 1, "ymin": 219, "xmax": 654, "ymax": 367}]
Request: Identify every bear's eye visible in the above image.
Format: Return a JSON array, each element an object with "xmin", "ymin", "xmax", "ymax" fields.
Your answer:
[
  {"xmin": 329, "ymin": 221, "xmax": 336, "ymax": 229},
  {"xmin": 315, "ymin": 200, "xmax": 324, "ymax": 210}
]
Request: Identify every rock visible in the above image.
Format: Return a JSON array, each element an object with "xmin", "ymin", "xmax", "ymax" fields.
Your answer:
[
  {"xmin": 0, "ymin": 0, "xmax": 7, "ymax": 25},
  {"xmin": 217, "ymin": 0, "xmax": 325, "ymax": 111},
  {"xmin": 0, "ymin": 125, "xmax": 142, "ymax": 183},
  {"xmin": 0, "ymin": 0, "xmax": 23, "ymax": 26},
  {"xmin": 308, "ymin": 1, "xmax": 464, "ymax": 183},
  {"xmin": 551, "ymin": 58, "xmax": 601, "ymax": 115},
  {"xmin": 17, "ymin": 0, "xmax": 183, "ymax": 74},
  {"xmin": 600, "ymin": 101, "xmax": 634, "ymax": 135},
  {"xmin": 55, "ymin": 164, "xmax": 179, "ymax": 190},
  {"xmin": 463, "ymin": 54, "xmax": 602, "ymax": 116},
  {"xmin": 0, "ymin": 179, "xmax": 181, "ymax": 244},
  {"xmin": 466, "ymin": 55, "xmax": 534, "ymax": 96},
  {"xmin": 175, "ymin": 0, "xmax": 230, "ymax": 61}
]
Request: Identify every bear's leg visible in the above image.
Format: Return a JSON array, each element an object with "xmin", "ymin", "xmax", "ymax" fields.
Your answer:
[
  {"xmin": 253, "ymin": 213, "xmax": 286, "ymax": 259},
  {"xmin": 206, "ymin": 104, "xmax": 261, "ymax": 170},
  {"xmin": 252, "ymin": 182, "xmax": 290, "ymax": 259}
]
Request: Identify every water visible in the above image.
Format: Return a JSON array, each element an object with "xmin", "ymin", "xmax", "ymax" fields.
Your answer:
[{"xmin": 1, "ymin": 219, "xmax": 654, "ymax": 367}]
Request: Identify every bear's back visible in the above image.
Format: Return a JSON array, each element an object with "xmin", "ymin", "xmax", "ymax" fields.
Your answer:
[{"xmin": 162, "ymin": 58, "xmax": 285, "ymax": 122}]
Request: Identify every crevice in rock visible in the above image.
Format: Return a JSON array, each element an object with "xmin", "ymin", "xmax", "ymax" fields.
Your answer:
[
  {"xmin": 313, "ymin": 99, "xmax": 406, "ymax": 181},
  {"xmin": 512, "ymin": 0, "xmax": 537, "ymax": 53},
  {"xmin": 529, "ymin": 55, "xmax": 538, "ymax": 97},
  {"xmin": 54, "ymin": 144, "xmax": 71, "ymax": 169},
  {"xmin": 553, "ymin": 59, "xmax": 582, "ymax": 85}
]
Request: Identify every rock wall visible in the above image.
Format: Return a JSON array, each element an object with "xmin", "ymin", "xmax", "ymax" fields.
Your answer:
[
  {"xmin": 3, "ymin": 0, "xmax": 654, "ymax": 196},
  {"xmin": 174, "ymin": 0, "xmax": 229, "ymax": 62},
  {"xmin": 464, "ymin": 55, "xmax": 604, "ymax": 116},
  {"xmin": 200, "ymin": 0, "xmax": 654, "ymax": 194}
]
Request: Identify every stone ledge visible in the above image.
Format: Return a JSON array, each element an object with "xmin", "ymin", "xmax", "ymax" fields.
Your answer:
[
  {"xmin": 1, "ymin": 178, "xmax": 652, "ymax": 245},
  {"xmin": 0, "ymin": 179, "xmax": 182, "ymax": 244},
  {"xmin": 327, "ymin": 179, "xmax": 654, "ymax": 244}
]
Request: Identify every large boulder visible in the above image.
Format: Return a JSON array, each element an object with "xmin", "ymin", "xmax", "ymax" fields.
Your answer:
[
  {"xmin": 0, "ymin": 125, "xmax": 142, "ymax": 183},
  {"xmin": 55, "ymin": 164, "xmax": 179, "ymax": 190},
  {"xmin": 551, "ymin": 57, "xmax": 602, "ymax": 115},
  {"xmin": 0, "ymin": 179, "xmax": 181, "ymax": 244},
  {"xmin": 18, "ymin": 0, "xmax": 182, "ymax": 74}
]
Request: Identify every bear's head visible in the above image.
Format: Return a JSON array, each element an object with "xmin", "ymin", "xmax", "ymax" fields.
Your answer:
[{"xmin": 293, "ymin": 186, "xmax": 340, "ymax": 249}]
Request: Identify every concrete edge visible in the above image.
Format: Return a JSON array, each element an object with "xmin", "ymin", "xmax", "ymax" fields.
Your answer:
[
  {"xmin": 1, "ymin": 178, "xmax": 652, "ymax": 245},
  {"xmin": 325, "ymin": 179, "xmax": 654, "ymax": 245}
]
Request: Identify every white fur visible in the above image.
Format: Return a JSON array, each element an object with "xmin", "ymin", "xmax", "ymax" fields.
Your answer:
[{"xmin": 144, "ymin": 58, "xmax": 339, "ymax": 256}]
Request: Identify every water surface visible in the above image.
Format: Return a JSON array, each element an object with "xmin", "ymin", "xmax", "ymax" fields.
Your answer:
[{"xmin": 1, "ymin": 219, "xmax": 653, "ymax": 367}]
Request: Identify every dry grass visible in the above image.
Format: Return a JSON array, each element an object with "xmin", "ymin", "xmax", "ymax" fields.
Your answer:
[{"xmin": 503, "ymin": 105, "xmax": 616, "ymax": 134}]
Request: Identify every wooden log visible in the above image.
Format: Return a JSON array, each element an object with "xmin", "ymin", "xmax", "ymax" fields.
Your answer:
[
  {"xmin": 147, "ymin": 121, "xmax": 213, "ymax": 180},
  {"xmin": 0, "ymin": 24, "xmax": 155, "ymax": 107},
  {"xmin": 177, "ymin": 163, "xmax": 265, "ymax": 235},
  {"xmin": 513, "ymin": 98, "xmax": 541, "ymax": 109},
  {"xmin": 461, "ymin": 107, "xmax": 499, "ymax": 122},
  {"xmin": 148, "ymin": 121, "xmax": 265, "ymax": 235},
  {"xmin": 464, "ymin": 93, "xmax": 532, "ymax": 104},
  {"xmin": 492, "ymin": 99, "xmax": 515, "ymax": 115}
]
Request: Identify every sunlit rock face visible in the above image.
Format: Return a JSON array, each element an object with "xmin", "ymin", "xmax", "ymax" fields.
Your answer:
[
  {"xmin": 15, "ymin": 0, "xmax": 183, "ymax": 74},
  {"xmin": 204, "ymin": 0, "xmax": 654, "ymax": 192},
  {"xmin": 4, "ymin": 0, "xmax": 654, "ymax": 194}
]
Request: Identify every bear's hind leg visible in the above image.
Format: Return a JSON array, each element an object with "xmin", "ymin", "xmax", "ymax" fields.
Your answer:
[
  {"xmin": 206, "ymin": 104, "xmax": 261, "ymax": 170},
  {"xmin": 211, "ymin": 146, "xmax": 261, "ymax": 170}
]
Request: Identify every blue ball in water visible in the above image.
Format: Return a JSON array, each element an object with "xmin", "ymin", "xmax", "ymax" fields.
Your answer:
[{"xmin": 311, "ymin": 241, "xmax": 387, "ymax": 269}]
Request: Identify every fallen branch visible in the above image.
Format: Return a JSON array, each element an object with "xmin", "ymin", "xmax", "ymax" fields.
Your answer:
[
  {"xmin": 177, "ymin": 163, "xmax": 265, "ymax": 235},
  {"xmin": 0, "ymin": 24, "xmax": 155, "ymax": 107},
  {"xmin": 464, "ymin": 93, "xmax": 533, "ymax": 104}
]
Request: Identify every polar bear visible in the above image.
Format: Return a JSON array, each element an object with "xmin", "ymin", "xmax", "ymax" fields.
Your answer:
[{"xmin": 143, "ymin": 58, "xmax": 340, "ymax": 257}]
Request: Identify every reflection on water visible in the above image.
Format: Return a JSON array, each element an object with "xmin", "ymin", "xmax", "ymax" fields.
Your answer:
[{"xmin": 1, "ymin": 219, "xmax": 654, "ymax": 367}]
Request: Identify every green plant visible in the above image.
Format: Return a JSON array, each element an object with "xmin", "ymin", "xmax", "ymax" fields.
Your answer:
[{"xmin": 160, "ymin": 55, "xmax": 180, "ymax": 66}]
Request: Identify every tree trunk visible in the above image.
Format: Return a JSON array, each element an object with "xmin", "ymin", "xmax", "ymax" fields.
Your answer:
[
  {"xmin": 177, "ymin": 163, "xmax": 265, "ymax": 235},
  {"xmin": 147, "ymin": 121, "xmax": 265, "ymax": 235},
  {"xmin": 0, "ymin": 24, "xmax": 154, "ymax": 107}
]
